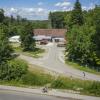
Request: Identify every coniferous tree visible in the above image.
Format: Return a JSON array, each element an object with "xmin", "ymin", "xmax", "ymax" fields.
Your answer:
[
  {"xmin": 20, "ymin": 22, "xmax": 36, "ymax": 51},
  {"xmin": 0, "ymin": 25, "xmax": 13, "ymax": 64},
  {"xmin": 0, "ymin": 9, "xmax": 5, "ymax": 23},
  {"xmin": 71, "ymin": 0, "xmax": 84, "ymax": 26}
]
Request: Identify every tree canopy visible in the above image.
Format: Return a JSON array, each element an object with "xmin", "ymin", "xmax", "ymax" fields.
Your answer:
[
  {"xmin": 49, "ymin": 0, "xmax": 100, "ymax": 69},
  {"xmin": 70, "ymin": 0, "xmax": 84, "ymax": 26},
  {"xmin": 20, "ymin": 22, "xmax": 36, "ymax": 51}
]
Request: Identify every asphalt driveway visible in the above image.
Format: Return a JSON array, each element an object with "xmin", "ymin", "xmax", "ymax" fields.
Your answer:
[{"xmin": 19, "ymin": 42, "xmax": 100, "ymax": 81}]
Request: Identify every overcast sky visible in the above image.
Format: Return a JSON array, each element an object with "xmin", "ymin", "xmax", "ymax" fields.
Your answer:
[{"xmin": 0, "ymin": 0, "xmax": 100, "ymax": 20}]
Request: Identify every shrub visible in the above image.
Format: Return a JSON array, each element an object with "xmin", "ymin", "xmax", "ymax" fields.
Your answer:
[{"xmin": 0, "ymin": 59, "xmax": 28, "ymax": 80}]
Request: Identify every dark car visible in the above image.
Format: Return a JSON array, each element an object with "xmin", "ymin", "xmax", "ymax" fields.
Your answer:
[
  {"xmin": 40, "ymin": 40, "xmax": 48, "ymax": 45},
  {"xmin": 57, "ymin": 42, "xmax": 66, "ymax": 47}
]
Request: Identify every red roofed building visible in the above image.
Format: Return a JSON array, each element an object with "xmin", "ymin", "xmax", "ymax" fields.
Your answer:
[
  {"xmin": 33, "ymin": 29, "xmax": 67, "ymax": 43},
  {"xmin": 33, "ymin": 29, "xmax": 67, "ymax": 38}
]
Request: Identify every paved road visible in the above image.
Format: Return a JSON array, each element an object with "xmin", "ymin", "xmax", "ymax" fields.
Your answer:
[
  {"xmin": 19, "ymin": 43, "xmax": 100, "ymax": 81},
  {"xmin": 0, "ymin": 85, "xmax": 100, "ymax": 100},
  {"xmin": 0, "ymin": 90, "xmax": 70, "ymax": 100}
]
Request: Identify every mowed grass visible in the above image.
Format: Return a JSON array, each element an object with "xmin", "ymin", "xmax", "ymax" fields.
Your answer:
[
  {"xmin": 66, "ymin": 60, "xmax": 100, "ymax": 75},
  {"xmin": 12, "ymin": 44, "xmax": 45, "ymax": 58}
]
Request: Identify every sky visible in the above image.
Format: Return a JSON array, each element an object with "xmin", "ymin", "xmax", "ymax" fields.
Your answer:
[{"xmin": 0, "ymin": 0, "xmax": 100, "ymax": 20}]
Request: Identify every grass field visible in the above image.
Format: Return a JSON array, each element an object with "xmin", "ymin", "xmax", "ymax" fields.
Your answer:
[
  {"xmin": 66, "ymin": 60, "xmax": 100, "ymax": 75},
  {"xmin": 12, "ymin": 44, "xmax": 45, "ymax": 58}
]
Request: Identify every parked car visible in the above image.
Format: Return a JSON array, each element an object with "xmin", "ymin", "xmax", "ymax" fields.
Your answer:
[
  {"xmin": 40, "ymin": 39, "xmax": 48, "ymax": 45},
  {"xmin": 57, "ymin": 42, "xmax": 66, "ymax": 47}
]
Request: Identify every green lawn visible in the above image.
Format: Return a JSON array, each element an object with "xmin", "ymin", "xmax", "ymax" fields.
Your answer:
[
  {"xmin": 66, "ymin": 60, "xmax": 100, "ymax": 75},
  {"xmin": 13, "ymin": 46, "xmax": 45, "ymax": 58}
]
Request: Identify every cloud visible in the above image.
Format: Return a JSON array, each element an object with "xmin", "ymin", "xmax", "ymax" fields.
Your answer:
[
  {"xmin": 55, "ymin": 1, "xmax": 71, "ymax": 7},
  {"xmin": 4, "ymin": 8, "xmax": 19, "ymax": 16},
  {"xmin": 54, "ymin": 1, "xmax": 73, "ymax": 12},
  {"xmin": 38, "ymin": 2, "xmax": 43, "ymax": 6},
  {"xmin": 82, "ymin": 3, "xmax": 95, "ymax": 10},
  {"xmin": 37, "ymin": 8, "xmax": 44, "ymax": 12},
  {"xmin": 10, "ymin": 8, "xmax": 17, "ymax": 12},
  {"xmin": 62, "ymin": 6, "xmax": 73, "ymax": 11},
  {"xmin": 4, "ymin": 7, "xmax": 48, "ymax": 20},
  {"xmin": 3, "ymin": 2, "xmax": 96, "ymax": 20}
]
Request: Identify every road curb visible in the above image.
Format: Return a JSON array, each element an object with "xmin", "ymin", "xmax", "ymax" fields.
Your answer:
[{"xmin": 0, "ymin": 85, "xmax": 75, "ymax": 99}]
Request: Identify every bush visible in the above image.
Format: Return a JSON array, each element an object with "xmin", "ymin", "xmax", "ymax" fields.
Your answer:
[
  {"xmin": 0, "ymin": 33, "xmax": 13, "ymax": 64},
  {"xmin": 0, "ymin": 59, "xmax": 28, "ymax": 80}
]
